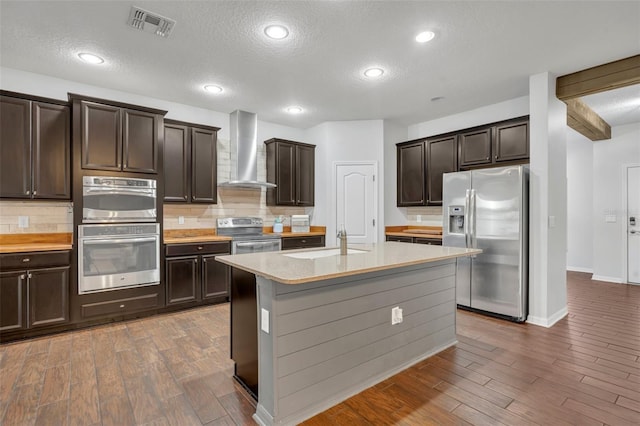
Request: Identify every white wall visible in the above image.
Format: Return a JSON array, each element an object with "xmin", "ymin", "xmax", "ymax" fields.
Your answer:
[
  {"xmin": 566, "ymin": 130, "xmax": 594, "ymax": 273},
  {"xmin": 309, "ymin": 120, "xmax": 385, "ymax": 246},
  {"xmin": 383, "ymin": 120, "xmax": 408, "ymax": 225},
  {"xmin": 592, "ymin": 122, "xmax": 640, "ymax": 283},
  {"xmin": 528, "ymin": 72, "xmax": 568, "ymax": 327},
  {"xmin": 408, "ymin": 96, "xmax": 530, "ymax": 140}
]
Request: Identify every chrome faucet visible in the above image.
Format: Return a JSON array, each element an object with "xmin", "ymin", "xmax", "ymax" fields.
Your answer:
[{"xmin": 337, "ymin": 224, "xmax": 347, "ymax": 255}]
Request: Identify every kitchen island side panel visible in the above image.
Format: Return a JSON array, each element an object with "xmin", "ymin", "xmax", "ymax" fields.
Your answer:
[{"xmin": 255, "ymin": 259, "xmax": 457, "ymax": 425}]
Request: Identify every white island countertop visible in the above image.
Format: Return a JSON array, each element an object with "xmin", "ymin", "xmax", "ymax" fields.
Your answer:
[{"xmin": 216, "ymin": 241, "xmax": 481, "ymax": 285}]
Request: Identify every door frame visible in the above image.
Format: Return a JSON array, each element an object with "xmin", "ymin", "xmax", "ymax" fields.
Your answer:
[
  {"xmin": 332, "ymin": 161, "xmax": 379, "ymax": 246},
  {"xmin": 622, "ymin": 163, "xmax": 640, "ymax": 284}
]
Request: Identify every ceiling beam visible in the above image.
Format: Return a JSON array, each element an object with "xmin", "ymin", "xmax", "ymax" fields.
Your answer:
[
  {"xmin": 556, "ymin": 55, "xmax": 640, "ymax": 141},
  {"xmin": 565, "ymin": 98, "xmax": 611, "ymax": 141},
  {"xmin": 556, "ymin": 54, "xmax": 640, "ymax": 100}
]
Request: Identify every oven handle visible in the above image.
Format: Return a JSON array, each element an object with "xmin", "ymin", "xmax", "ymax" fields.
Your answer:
[
  {"xmin": 81, "ymin": 237, "xmax": 158, "ymax": 245},
  {"xmin": 84, "ymin": 188, "xmax": 156, "ymax": 196}
]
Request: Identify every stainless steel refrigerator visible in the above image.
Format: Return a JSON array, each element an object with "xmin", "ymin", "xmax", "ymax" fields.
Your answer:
[{"xmin": 443, "ymin": 165, "xmax": 528, "ymax": 322}]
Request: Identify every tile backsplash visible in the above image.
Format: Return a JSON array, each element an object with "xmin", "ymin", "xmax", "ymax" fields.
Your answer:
[
  {"xmin": 406, "ymin": 206, "xmax": 444, "ymax": 227},
  {"xmin": 0, "ymin": 201, "xmax": 73, "ymax": 234}
]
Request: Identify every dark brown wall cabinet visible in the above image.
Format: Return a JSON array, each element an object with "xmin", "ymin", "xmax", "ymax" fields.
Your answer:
[
  {"xmin": 458, "ymin": 117, "xmax": 530, "ymax": 168},
  {"xmin": 0, "ymin": 251, "xmax": 70, "ymax": 334},
  {"xmin": 265, "ymin": 139, "xmax": 315, "ymax": 206},
  {"xmin": 164, "ymin": 120, "xmax": 220, "ymax": 203},
  {"xmin": 0, "ymin": 95, "xmax": 70, "ymax": 199},
  {"xmin": 396, "ymin": 136, "xmax": 456, "ymax": 207},
  {"xmin": 80, "ymin": 100, "xmax": 162, "ymax": 173},
  {"xmin": 165, "ymin": 242, "xmax": 230, "ymax": 306},
  {"xmin": 396, "ymin": 116, "xmax": 528, "ymax": 207},
  {"xmin": 281, "ymin": 235, "xmax": 326, "ymax": 251}
]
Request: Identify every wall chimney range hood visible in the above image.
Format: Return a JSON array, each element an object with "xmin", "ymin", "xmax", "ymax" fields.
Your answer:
[{"xmin": 219, "ymin": 110, "xmax": 276, "ymax": 189}]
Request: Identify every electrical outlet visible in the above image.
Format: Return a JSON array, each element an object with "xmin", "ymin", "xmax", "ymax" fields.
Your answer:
[
  {"xmin": 18, "ymin": 216, "xmax": 29, "ymax": 228},
  {"xmin": 178, "ymin": 216, "xmax": 185, "ymax": 225},
  {"xmin": 391, "ymin": 306, "xmax": 403, "ymax": 325},
  {"xmin": 605, "ymin": 215, "xmax": 617, "ymax": 223},
  {"xmin": 416, "ymin": 215, "xmax": 422, "ymax": 222}
]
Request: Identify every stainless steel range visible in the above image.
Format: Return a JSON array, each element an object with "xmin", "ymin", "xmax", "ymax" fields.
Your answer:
[
  {"xmin": 217, "ymin": 217, "xmax": 280, "ymax": 400},
  {"xmin": 216, "ymin": 217, "xmax": 281, "ymax": 254}
]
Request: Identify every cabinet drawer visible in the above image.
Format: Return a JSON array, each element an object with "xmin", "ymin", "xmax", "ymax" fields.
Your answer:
[
  {"xmin": 386, "ymin": 236, "xmax": 414, "ymax": 243},
  {"xmin": 0, "ymin": 251, "xmax": 70, "ymax": 270},
  {"xmin": 81, "ymin": 292, "xmax": 159, "ymax": 318},
  {"xmin": 165, "ymin": 242, "xmax": 230, "ymax": 257},
  {"xmin": 281, "ymin": 235, "xmax": 325, "ymax": 250},
  {"xmin": 414, "ymin": 238, "xmax": 442, "ymax": 245}
]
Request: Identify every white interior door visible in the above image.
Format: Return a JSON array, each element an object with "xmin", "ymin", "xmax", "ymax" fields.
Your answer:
[
  {"xmin": 628, "ymin": 166, "xmax": 640, "ymax": 284},
  {"xmin": 335, "ymin": 162, "xmax": 377, "ymax": 244}
]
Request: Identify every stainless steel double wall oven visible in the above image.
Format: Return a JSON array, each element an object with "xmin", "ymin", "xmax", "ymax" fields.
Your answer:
[{"xmin": 78, "ymin": 176, "xmax": 160, "ymax": 294}]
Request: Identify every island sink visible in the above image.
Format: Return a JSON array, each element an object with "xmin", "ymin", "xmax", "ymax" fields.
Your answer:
[{"xmin": 283, "ymin": 247, "xmax": 367, "ymax": 259}]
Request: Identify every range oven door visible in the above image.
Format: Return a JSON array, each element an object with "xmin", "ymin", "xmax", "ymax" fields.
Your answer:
[
  {"xmin": 78, "ymin": 224, "xmax": 160, "ymax": 294},
  {"xmin": 82, "ymin": 176, "xmax": 156, "ymax": 223}
]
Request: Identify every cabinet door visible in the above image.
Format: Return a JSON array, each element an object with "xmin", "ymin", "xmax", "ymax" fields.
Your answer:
[
  {"xmin": 397, "ymin": 141, "xmax": 426, "ymax": 206},
  {"xmin": 28, "ymin": 266, "xmax": 69, "ymax": 328},
  {"xmin": 123, "ymin": 109, "xmax": 158, "ymax": 173},
  {"xmin": 295, "ymin": 144, "xmax": 315, "ymax": 206},
  {"xmin": 0, "ymin": 96, "xmax": 31, "ymax": 198},
  {"xmin": 494, "ymin": 119, "xmax": 529, "ymax": 162},
  {"xmin": 0, "ymin": 271, "xmax": 26, "ymax": 332},
  {"xmin": 81, "ymin": 101, "xmax": 122, "ymax": 171},
  {"xmin": 32, "ymin": 102, "xmax": 70, "ymax": 199},
  {"xmin": 163, "ymin": 123, "xmax": 190, "ymax": 202},
  {"xmin": 458, "ymin": 128, "xmax": 492, "ymax": 167},
  {"xmin": 191, "ymin": 127, "xmax": 217, "ymax": 203},
  {"xmin": 275, "ymin": 142, "xmax": 296, "ymax": 205},
  {"xmin": 166, "ymin": 257, "xmax": 200, "ymax": 305},
  {"xmin": 427, "ymin": 135, "xmax": 457, "ymax": 205},
  {"xmin": 202, "ymin": 254, "xmax": 229, "ymax": 299}
]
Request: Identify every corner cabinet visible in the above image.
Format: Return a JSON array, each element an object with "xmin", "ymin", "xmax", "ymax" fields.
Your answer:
[
  {"xmin": 0, "ymin": 94, "xmax": 70, "ymax": 199},
  {"xmin": 265, "ymin": 138, "xmax": 315, "ymax": 206},
  {"xmin": 163, "ymin": 120, "xmax": 220, "ymax": 203},
  {"xmin": 72, "ymin": 95, "xmax": 166, "ymax": 174},
  {"xmin": 0, "ymin": 251, "xmax": 70, "ymax": 334}
]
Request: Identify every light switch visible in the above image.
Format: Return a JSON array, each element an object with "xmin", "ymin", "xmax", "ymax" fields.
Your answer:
[
  {"xmin": 605, "ymin": 215, "xmax": 617, "ymax": 223},
  {"xmin": 18, "ymin": 216, "xmax": 29, "ymax": 228},
  {"xmin": 261, "ymin": 308, "xmax": 270, "ymax": 334},
  {"xmin": 548, "ymin": 216, "xmax": 556, "ymax": 228},
  {"xmin": 178, "ymin": 216, "xmax": 185, "ymax": 225}
]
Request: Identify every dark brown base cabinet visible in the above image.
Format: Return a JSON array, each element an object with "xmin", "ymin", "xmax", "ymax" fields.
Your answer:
[
  {"xmin": 386, "ymin": 235, "xmax": 442, "ymax": 245},
  {"xmin": 165, "ymin": 242, "xmax": 230, "ymax": 306},
  {"xmin": 281, "ymin": 235, "xmax": 325, "ymax": 250},
  {"xmin": 0, "ymin": 92, "xmax": 70, "ymax": 200},
  {"xmin": 0, "ymin": 251, "xmax": 70, "ymax": 335}
]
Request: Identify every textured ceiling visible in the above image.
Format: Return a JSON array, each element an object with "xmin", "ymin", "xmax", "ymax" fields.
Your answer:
[{"xmin": 1, "ymin": 1, "xmax": 639, "ymax": 128}]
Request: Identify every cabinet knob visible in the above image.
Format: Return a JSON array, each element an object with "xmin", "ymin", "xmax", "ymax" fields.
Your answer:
[
  {"xmin": 25, "ymin": 190, "xmax": 30, "ymax": 195},
  {"xmin": 20, "ymin": 274, "xmax": 25, "ymax": 280},
  {"xmin": 495, "ymin": 155, "xmax": 498, "ymax": 159},
  {"xmin": 33, "ymin": 190, "xmax": 37, "ymax": 196},
  {"xmin": 197, "ymin": 246, "xmax": 203, "ymax": 250},
  {"xmin": 22, "ymin": 258, "xmax": 30, "ymax": 262},
  {"xmin": 120, "ymin": 304, "xmax": 125, "ymax": 308},
  {"xmin": 28, "ymin": 273, "xmax": 32, "ymax": 279},
  {"xmin": 486, "ymin": 157, "xmax": 489, "ymax": 160}
]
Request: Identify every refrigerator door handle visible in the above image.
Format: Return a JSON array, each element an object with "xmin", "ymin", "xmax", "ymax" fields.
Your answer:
[
  {"xmin": 464, "ymin": 189, "xmax": 471, "ymax": 248},
  {"xmin": 470, "ymin": 189, "xmax": 477, "ymax": 252}
]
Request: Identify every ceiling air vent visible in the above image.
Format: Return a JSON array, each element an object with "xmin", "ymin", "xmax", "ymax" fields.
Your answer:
[{"xmin": 127, "ymin": 6, "xmax": 176, "ymax": 38}]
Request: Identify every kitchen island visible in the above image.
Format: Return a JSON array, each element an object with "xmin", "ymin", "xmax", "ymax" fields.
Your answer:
[{"xmin": 216, "ymin": 242, "xmax": 481, "ymax": 426}]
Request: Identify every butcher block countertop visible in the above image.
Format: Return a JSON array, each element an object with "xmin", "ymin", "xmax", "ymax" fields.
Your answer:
[
  {"xmin": 0, "ymin": 233, "xmax": 73, "ymax": 253},
  {"xmin": 385, "ymin": 225, "xmax": 443, "ymax": 239},
  {"xmin": 216, "ymin": 242, "xmax": 480, "ymax": 285},
  {"xmin": 163, "ymin": 229, "xmax": 232, "ymax": 244},
  {"xmin": 263, "ymin": 225, "xmax": 326, "ymax": 238}
]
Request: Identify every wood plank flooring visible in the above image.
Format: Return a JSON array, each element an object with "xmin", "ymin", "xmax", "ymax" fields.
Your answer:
[{"xmin": 1, "ymin": 272, "xmax": 639, "ymax": 425}]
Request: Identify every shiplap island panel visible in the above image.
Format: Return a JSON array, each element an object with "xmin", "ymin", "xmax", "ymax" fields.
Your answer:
[{"xmin": 216, "ymin": 242, "xmax": 481, "ymax": 425}]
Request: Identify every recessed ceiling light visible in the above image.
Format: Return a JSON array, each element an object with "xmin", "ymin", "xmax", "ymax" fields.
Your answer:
[
  {"xmin": 204, "ymin": 85, "xmax": 223, "ymax": 94},
  {"xmin": 364, "ymin": 68, "xmax": 384, "ymax": 78},
  {"xmin": 264, "ymin": 25, "xmax": 289, "ymax": 39},
  {"xmin": 286, "ymin": 106, "xmax": 303, "ymax": 114},
  {"xmin": 415, "ymin": 31, "xmax": 435, "ymax": 43},
  {"xmin": 78, "ymin": 52, "xmax": 104, "ymax": 64}
]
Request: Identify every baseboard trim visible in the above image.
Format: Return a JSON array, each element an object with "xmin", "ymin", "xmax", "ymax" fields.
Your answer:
[
  {"xmin": 592, "ymin": 275, "xmax": 623, "ymax": 284},
  {"xmin": 567, "ymin": 266, "xmax": 593, "ymax": 274},
  {"xmin": 527, "ymin": 306, "xmax": 568, "ymax": 328}
]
